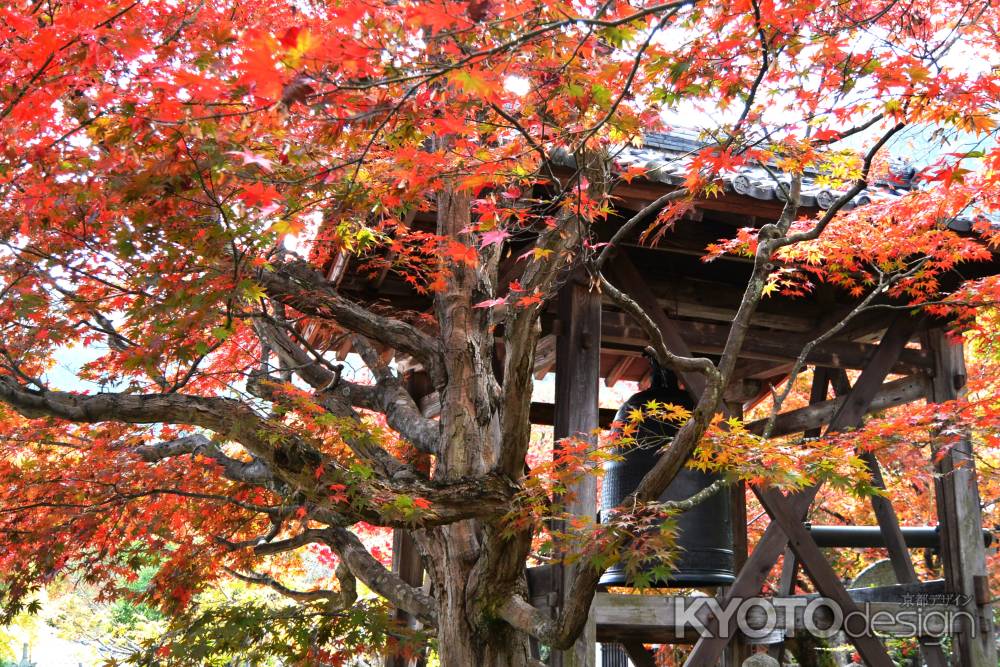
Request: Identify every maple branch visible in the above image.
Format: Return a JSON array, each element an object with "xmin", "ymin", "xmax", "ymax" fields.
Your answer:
[
  {"xmin": 595, "ymin": 188, "xmax": 691, "ymax": 270},
  {"xmin": 732, "ymin": 0, "xmax": 772, "ymax": 137},
  {"xmin": 497, "ymin": 152, "xmax": 610, "ymax": 479},
  {"xmin": 258, "ymin": 259, "xmax": 445, "ymax": 381},
  {"xmin": 777, "ymin": 122, "xmax": 906, "ymax": 247},
  {"xmin": 349, "ymin": 334, "xmax": 441, "ymax": 454},
  {"xmin": 226, "ymin": 560, "xmax": 357, "ymax": 609},
  {"xmin": 323, "ymin": 526, "xmax": 437, "ymax": 626},
  {"xmin": 254, "ymin": 317, "xmax": 439, "ymax": 455},
  {"xmin": 252, "ymin": 316, "xmax": 358, "ymax": 395},
  {"xmin": 319, "ymin": 1, "xmax": 697, "ymax": 94},
  {"xmin": 134, "ymin": 434, "xmax": 273, "ymax": 486},
  {"xmin": 223, "ymin": 524, "xmax": 432, "ymax": 626},
  {"xmin": 576, "ymin": 6, "xmax": 681, "ymax": 147},
  {"xmin": 250, "ymin": 528, "xmax": 330, "ymax": 556},
  {"xmin": 598, "ymin": 275, "xmax": 718, "ymax": 378},
  {"xmin": 0, "ymin": 378, "xmax": 515, "ymax": 528}
]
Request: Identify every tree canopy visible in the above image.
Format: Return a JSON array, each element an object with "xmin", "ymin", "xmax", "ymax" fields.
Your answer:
[{"xmin": 1, "ymin": 0, "xmax": 999, "ymax": 664}]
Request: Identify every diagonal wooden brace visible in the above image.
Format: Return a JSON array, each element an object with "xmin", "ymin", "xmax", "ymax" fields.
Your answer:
[
  {"xmin": 826, "ymin": 370, "xmax": 948, "ymax": 667},
  {"xmin": 754, "ymin": 486, "xmax": 894, "ymax": 666},
  {"xmin": 683, "ymin": 315, "xmax": 921, "ymax": 666}
]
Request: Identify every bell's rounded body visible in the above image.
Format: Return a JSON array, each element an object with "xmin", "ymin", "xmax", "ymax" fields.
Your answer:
[{"xmin": 600, "ymin": 383, "xmax": 735, "ymax": 588}]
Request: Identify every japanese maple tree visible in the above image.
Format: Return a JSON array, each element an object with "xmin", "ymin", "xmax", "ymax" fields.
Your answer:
[{"xmin": 2, "ymin": 0, "xmax": 1000, "ymax": 665}]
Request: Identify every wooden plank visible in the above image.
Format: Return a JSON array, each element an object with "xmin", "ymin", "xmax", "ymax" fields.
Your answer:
[
  {"xmin": 778, "ymin": 546, "xmax": 799, "ymax": 597},
  {"xmin": 551, "ymin": 273, "xmax": 601, "ymax": 667},
  {"xmin": 684, "ymin": 315, "xmax": 920, "ymax": 666},
  {"xmin": 824, "ymin": 315, "xmax": 920, "ymax": 431},
  {"xmin": 672, "ymin": 319, "xmax": 930, "ymax": 372},
  {"xmin": 925, "ymin": 329, "xmax": 998, "ymax": 666},
  {"xmin": 725, "ymin": 401, "xmax": 749, "ymax": 573},
  {"xmin": 754, "ymin": 486, "xmax": 895, "ymax": 666},
  {"xmin": 743, "ymin": 374, "xmax": 928, "ymax": 438},
  {"xmin": 724, "ymin": 402, "xmax": 751, "ymax": 667},
  {"xmin": 859, "ymin": 450, "xmax": 919, "ymax": 584},
  {"xmin": 593, "ymin": 593, "xmax": 962, "ymax": 643},
  {"xmin": 804, "ymin": 367, "xmax": 831, "ymax": 438},
  {"xmin": 766, "ymin": 546, "xmax": 800, "ymax": 661},
  {"xmin": 766, "ymin": 358, "xmax": 820, "ymax": 662},
  {"xmin": 608, "ymin": 253, "xmax": 706, "ymax": 400}
]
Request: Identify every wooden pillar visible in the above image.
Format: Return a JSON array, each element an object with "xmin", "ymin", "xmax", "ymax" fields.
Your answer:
[
  {"xmin": 925, "ymin": 329, "xmax": 997, "ymax": 666},
  {"xmin": 384, "ymin": 530, "xmax": 425, "ymax": 667},
  {"xmin": 551, "ymin": 272, "xmax": 601, "ymax": 667}
]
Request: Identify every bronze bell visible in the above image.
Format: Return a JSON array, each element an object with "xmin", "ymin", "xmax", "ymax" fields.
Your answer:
[{"xmin": 599, "ymin": 357, "xmax": 735, "ymax": 587}]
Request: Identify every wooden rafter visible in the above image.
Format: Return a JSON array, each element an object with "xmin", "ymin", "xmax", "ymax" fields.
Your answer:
[{"xmin": 603, "ymin": 354, "xmax": 635, "ymax": 388}]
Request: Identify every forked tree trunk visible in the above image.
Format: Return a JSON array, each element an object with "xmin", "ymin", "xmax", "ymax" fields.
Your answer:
[
  {"xmin": 435, "ymin": 592, "xmax": 536, "ymax": 666},
  {"xmin": 427, "ymin": 184, "xmax": 540, "ymax": 665},
  {"xmin": 421, "ymin": 522, "xmax": 537, "ymax": 666}
]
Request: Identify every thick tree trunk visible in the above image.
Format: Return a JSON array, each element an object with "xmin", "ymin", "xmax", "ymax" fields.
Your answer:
[
  {"xmin": 427, "ymin": 182, "xmax": 537, "ymax": 666},
  {"xmin": 425, "ymin": 538, "xmax": 536, "ymax": 666},
  {"xmin": 436, "ymin": 590, "xmax": 536, "ymax": 666}
]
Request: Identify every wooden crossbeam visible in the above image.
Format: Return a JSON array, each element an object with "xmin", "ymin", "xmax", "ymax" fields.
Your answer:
[
  {"xmin": 684, "ymin": 315, "xmax": 920, "ymax": 666},
  {"xmin": 744, "ymin": 374, "xmax": 928, "ymax": 438},
  {"xmin": 593, "ymin": 593, "xmax": 962, "ymax": 644},
  {"xmin": 599, "ymin": 311, "xmax": 929, "ymax": 374},
  {"xmin": 673, "ymin": 319, "xmax": 931, "ymax": 373}
]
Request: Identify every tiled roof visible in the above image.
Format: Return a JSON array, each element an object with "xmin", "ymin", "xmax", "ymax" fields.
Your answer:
[
  {"xmin": 615, "ymin": 131, "xmax": 913, "ymax": 213},
  {"xmin": 554, "ymin": 132, "xmax": 987, "ymax": 231}
]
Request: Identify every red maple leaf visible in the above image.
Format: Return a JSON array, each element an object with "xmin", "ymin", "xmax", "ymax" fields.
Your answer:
[{"xmin": 238, "ymin": 182, "xmax": 280, "ymax": 208}]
